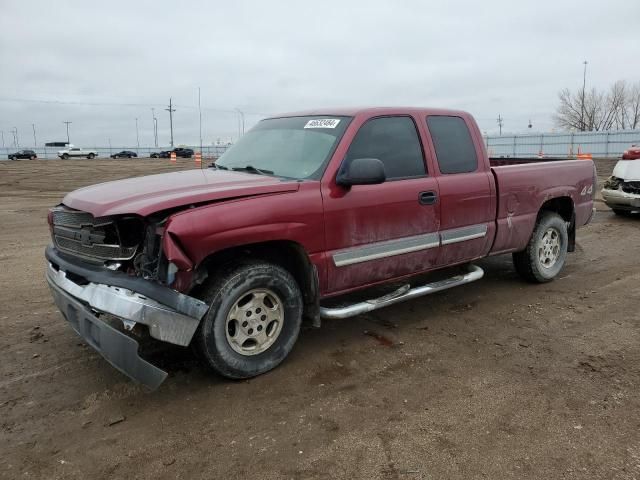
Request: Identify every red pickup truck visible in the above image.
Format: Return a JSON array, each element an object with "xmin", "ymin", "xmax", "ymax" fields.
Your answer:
[{"xmin": 46, "ymin": 107, "xmax": 596, "ymax": 388}]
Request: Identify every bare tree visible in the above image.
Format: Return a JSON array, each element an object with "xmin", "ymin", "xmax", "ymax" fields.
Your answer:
[
  {"xmin": 554, "ymin": 80, "xmax": 640, "ymax": 131},
  {"xmin": 623, "ymin": 82, "xmax": 640, "ymax": 129}
]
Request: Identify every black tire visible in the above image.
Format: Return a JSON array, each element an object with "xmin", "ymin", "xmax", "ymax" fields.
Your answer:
[
  {"xmin": 62, "ymin": 154, "xmax": 69, "ymax": 160},
  {"xmin": 87, "ymin": 153, "xmax": 95, "ymax": 159},
  {"xmin": 612, "ymin": 208, "xmax": 630, "ymax": 216},
  {"xmin": 195, "ymin": 261, "xmax": 303, "ymax": 379},
  {"xmin": 513, "ymin": 212, "xmax": 568, "ymax": 283},
  {"xmin": 30, "ymin": 155, "xmax": 36, "ymax": 160}
]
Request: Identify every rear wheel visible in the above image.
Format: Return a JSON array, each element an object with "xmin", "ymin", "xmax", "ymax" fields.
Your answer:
[
  {"xmin": 30, "ymin": 155, "xmax": 36, "ymax": 160},
  {"xmin": 195, "ymin": 261, "xmax": 303, "ymax": 379},
  {"xmin": 87, "ymin": 153, "xmax": 95, "ymax": 159},
  {"xmin": 513, "ymin": 212, "xmax": 568, "ymax": 283}
]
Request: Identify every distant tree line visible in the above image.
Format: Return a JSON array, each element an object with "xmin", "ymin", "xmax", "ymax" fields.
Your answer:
[{"xmin": 555, "ymin": 80, "xmax": 640, "ymax": 132}]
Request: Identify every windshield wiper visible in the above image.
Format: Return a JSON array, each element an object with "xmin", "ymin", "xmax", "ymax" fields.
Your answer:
[
  {"xmin": 209, "ymin": 163, "xmax": 229, "ymax": 170},
  {"xmin": 231, "ymin": 165, "xmax": 273, "ymax": 175}
]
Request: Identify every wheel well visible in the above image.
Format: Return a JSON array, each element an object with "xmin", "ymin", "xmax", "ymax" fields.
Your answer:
[
  {"xmin": 539, "ymin": 196, "xmax": 576, "ymax": 251},
  {"xmin": 198, "ymin": 240, "xmax": 320, "ymax": 324}
]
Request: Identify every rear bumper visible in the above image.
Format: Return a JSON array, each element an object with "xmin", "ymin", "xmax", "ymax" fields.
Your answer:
[{"xmin": 45, "ymin": 245, "xmax": 209, "ymax": 388}]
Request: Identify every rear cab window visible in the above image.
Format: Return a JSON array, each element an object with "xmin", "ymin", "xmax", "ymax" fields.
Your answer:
[
  {"xmin": 426, "ymin": 116, "xmax": 478, "ymax": 174},
  {"xmin": 344, "ymin": 116, "xmax": 426, "ymax": 179}
]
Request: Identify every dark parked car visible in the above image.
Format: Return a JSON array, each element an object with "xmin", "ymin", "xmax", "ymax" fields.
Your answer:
[
  {"xmin": 8, "ymin": 149, "xmax": 37, "ymax": 160},
  {"xmin": 110, "ymin": 150, "xmax": 138, "ymax": 159},
  {"xmin": 151, "ymin": 148, "xmax": 194, "ymax": 159}
]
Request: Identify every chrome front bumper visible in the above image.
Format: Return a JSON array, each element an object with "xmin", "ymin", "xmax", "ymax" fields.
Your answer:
[
  {"xmin": 46, "ymin": 264, "xmax": 207, "ymax": 346},
  {"xmin": 602, "ymin": 187, "xmax": 640, "ymax": 209},
  {"xmin": 45, "ymin": 249, "xmax": 209, "ymax": 389}
]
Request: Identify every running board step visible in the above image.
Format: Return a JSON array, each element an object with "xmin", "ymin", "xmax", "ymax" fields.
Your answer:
[{"xmin": 319, "ymin": 264, "xmax": 484, "ymax": 319}]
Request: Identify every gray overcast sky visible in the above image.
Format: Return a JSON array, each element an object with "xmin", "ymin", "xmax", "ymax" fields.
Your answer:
[{"xmin": 1, "ymin": 0, "xmax": 639, "ymax": 149}]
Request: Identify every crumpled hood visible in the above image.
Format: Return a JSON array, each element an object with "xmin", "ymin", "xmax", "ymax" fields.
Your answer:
[
  {"xmin": 613, "ymin": 159, "xmax": 640, "ymax": 182},
  {"xmin": 62, "ymin": 169, "xmax": 300, "ymax": 217}
]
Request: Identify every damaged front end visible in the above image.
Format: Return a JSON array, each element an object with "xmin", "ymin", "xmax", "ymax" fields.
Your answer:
[
  {"xmin": 602, "ymin": 176, "xmax": 640, "ymax": 212},
  {"xmin": 45, "ymin": 206, "xmax": 208, "ymax": 389}
]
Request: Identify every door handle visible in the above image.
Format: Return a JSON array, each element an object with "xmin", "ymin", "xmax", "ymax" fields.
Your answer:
[{"xmin": 419, "ymin": 191, "xmax": 437, "ymax": 205}]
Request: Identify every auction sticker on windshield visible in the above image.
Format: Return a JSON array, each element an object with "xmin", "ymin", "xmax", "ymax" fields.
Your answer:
[{"xmin": 304, "ymin": 119, "xmax": 341, "ymax": 129}]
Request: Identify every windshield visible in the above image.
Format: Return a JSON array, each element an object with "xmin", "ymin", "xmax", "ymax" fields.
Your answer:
[{"xmin": 215, "ymin": 115, "xmax": 352, "ymax": 179}]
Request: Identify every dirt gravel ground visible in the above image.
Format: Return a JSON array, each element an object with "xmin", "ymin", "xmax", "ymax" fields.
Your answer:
[{"xmin": 0, "ymin": 158, "xmax": 639, "ymax": 480}]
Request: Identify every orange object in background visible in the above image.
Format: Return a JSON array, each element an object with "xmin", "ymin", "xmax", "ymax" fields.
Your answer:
[
  {"xmin": 170, "ymin": 151, "xmax": 177, "ymax": 163},
  {"xmin": 577, "ymin": 153, "xmax": 593, "ymax": 160},
  {"xmin": 195, "ymin": 152, "xmax": 202, "ymax": 165}
]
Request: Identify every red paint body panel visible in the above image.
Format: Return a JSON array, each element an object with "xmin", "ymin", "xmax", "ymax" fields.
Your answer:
[{"xmin": 57, "ymin": 107, "xmax": 595, "ymax": 299}]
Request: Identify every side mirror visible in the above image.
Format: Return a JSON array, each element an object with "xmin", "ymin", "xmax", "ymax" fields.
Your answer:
[{"xmin": 336, "ymin": 158, "xmax": 386, "ymax": 187}]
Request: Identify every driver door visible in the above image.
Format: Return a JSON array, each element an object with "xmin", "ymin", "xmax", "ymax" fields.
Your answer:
[{"xmin": 322, "ymin": 115, "xmax": 441, "ymax": 294}]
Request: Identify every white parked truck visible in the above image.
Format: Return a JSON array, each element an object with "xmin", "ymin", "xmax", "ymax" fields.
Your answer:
[{"xmin": 57, "ymin": 146, "xmax": 97, "ymax": 159}]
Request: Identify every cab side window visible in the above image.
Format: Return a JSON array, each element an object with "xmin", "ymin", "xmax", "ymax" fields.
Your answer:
[
  {"xmin": 426, "ymin": 116, "xmax": 478, "ymax": 174},
  {"xmin": 345, "ymin": 116, "xmax": 426, "ymax": 179}
]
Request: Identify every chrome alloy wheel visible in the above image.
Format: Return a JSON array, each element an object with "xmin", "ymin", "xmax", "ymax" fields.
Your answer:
[
  {"xmin": 538, "ymin": 227, "xmax": 561, "ymax": 268},
  {"xmin": 225, "ymin": 288, "xmax": 284, "ymax": 356}
]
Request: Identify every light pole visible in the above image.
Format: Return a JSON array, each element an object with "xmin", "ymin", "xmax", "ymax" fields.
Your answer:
[
  {"xmin": 0, "ymin": 130, "xmax": 4, "ymax": 149},
  {"xmin": 12, "ymin": 127, "xmax": 19, "ymax": 148},
  {"xmin": 135, "ymin": 117, "xmax": 140, "ymax": 151},
  {"xmin": 32, "ymin": 123, "xmax": 37, "ymax": 148},
  {"xmin": 198, "ymin": 87, "xmax": 203, "ymax": 156},
  {"xmin": 151, "ymin": 108, "xmax": 158, "ymax": 147},
  {"xmin": 579, "ymin": 60, "xmax": 588, "ymax": 132},
  {"xmin": 63, "ymin": 121, "xmax": 72, "ymax": 144},
  {"xmin": 235, "ymin": 108, "xmax": 245, "ymax": 137}
]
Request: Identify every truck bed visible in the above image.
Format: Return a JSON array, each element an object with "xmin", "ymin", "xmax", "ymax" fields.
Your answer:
[{"xmin": 488, "ymin": 159, "xmax": 595, "ymax": 255}]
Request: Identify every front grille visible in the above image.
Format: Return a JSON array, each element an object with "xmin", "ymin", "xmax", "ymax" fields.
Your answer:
[
  {"xmin": 51, "ymin": 207, "xmax": 139, "ymax": 261},
  {"xmin": 621, "ymin": 181, "xmax": 640, "ymax": 195},
  {"xmin": 54, "ymin": 236, "xmax": 137, "ymax": 260},
  {"xmin": 52, "ymin": 209, "xmax": 114, "ymax": 228}
]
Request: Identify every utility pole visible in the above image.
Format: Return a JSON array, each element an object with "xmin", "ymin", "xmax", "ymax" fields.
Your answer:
[
  {"xmin": 63, "ymin": 121, "xmax": 72, "ymax": 144},
  {"xmin": 32, "ymin": 123, "xmax": 37, "ymax": 148},
  {"xmin": 1, "ymin": 130, "xmax": 4, "ymax": 149},
  {"xmin": 198, "ymin": 87, "xmax": 203, "ymax": 156},
  {"xmin": 12, "ymin": 127, "xmax": 19, "ymax": 147},
  {"xmin": 236, "ymin": 108, "xmax": 245, "ymax": 136},
  {"xmin": 496, "ymin": 114, "xmax": 503, "ymax": 136},
  {"xmin": 135, "ymin": 117, "xmax": 140, "ymax": 151},
  {"xmin": 165, "ymin": 98, "xmax": 176, "ymax": 147},
  {"xmin": 580, "ymin": 60, "xmax": 588, "ymax": 132},
  {"xmin": 151, "ymin": 108, "xmax": 158, "ymax": 147}
]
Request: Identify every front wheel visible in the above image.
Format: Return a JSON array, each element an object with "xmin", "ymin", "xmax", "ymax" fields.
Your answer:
[
  {"xmin": 513, "ymin": 212, "xmax": 568, "ymax": 283},
  {"xmin": 195, "ymin": 261, "xmax": 303, "ymax": 379},
  {"xmin": 62, "ymin": 154, "xmax": 69, "ymax": 159},
  {"xmin": 612, "ymin": 208, "xmax": 631, "ymax": 216}
]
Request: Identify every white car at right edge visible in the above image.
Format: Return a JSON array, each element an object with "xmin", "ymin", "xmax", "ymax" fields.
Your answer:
[{"xmin": 602, "ymin": 159, "xmax": 640, "ymax": 215}]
